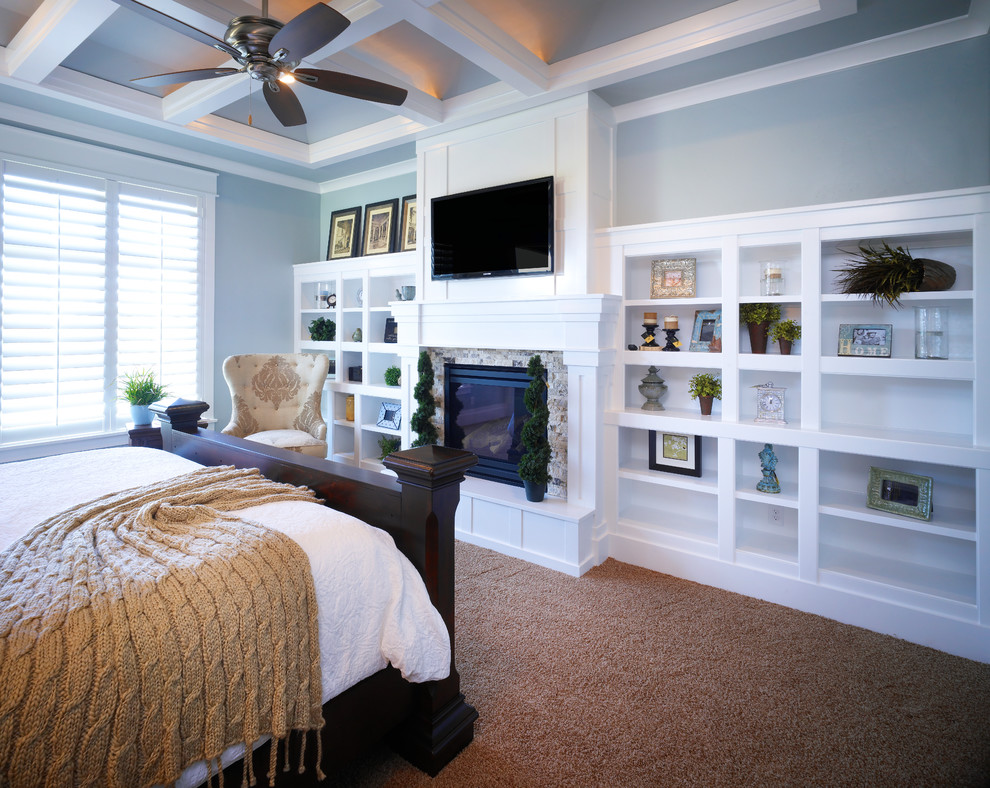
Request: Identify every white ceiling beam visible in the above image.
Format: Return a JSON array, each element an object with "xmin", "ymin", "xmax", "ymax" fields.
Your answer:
[
  {"xmin": 390, "ymin": 0, "xmax": 547, "ymax": 96},
  {"xmin": 548, "ymin": 0, "xmax": 853, "ymax": 93},
  {"xmin": 162, "ymin": 66, "xmax": 249, "ymax": 125},
  {"xmin": 307, "ymin": 113, "xmax": 427, "ymax": 165},
  {"xmin": 6, "ymin": 0, "xmax": 119, "ymax": 84}
]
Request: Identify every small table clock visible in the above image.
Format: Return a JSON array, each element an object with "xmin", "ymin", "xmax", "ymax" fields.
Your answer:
[{"xmin": 754, "ymin": 381, "xmax": 787, "ymax": 424}]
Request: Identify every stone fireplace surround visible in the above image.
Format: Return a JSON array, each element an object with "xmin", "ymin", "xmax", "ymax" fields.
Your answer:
[{"xmin": 391, "ymin": 294, "xmax": 619, "ymax": 576}]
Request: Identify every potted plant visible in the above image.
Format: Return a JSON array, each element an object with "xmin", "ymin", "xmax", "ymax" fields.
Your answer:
[
  {"xmin": 739, "ymin": 303, "xmax": 782, "ymax": 354},
  {"xmin": 118, "ymin": 368, "xmax": 168, "ymax": 426},
  {"xmin": 835, "ymin": 241, "xmax": 956, "ymax": 307},
  {"xmin": 308, "ymin": 316, "xmax": 336, "ymax": 341},
  {"xmin": 517, "ymin": 355, "xmax": 551, "ymax": 502},
  {"xmin": 384, "ymin": 365, "xmax": 401, "ymax": 387},
  {"xmin": 410, "ymin": 350, "xmax": 439, "ymax": 447},
  {"xmin": 769, "ymin": 319, "xmax": 802, "ymax": 355},
  {"xmin": 688, "ymin": 372, "xmax": 722, "ymax": 416},
  {"xmin": 377, "ymin": 435, "xmax": 400, "ymax": 460}
]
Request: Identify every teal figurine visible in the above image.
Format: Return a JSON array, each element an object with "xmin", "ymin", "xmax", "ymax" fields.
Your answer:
[{"xmin": 757, "ymin": 443, "xmax": 780, "ymax": 494}]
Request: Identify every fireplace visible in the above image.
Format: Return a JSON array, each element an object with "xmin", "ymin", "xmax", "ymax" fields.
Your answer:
[{"xmin": 443, "ymin": 363, "xmax": 545, "ymax": 486}]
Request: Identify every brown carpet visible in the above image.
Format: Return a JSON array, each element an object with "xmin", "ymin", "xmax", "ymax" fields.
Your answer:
[{"xmin": 332, "ymin": 541, "xmax": 990, "ymax": 787}]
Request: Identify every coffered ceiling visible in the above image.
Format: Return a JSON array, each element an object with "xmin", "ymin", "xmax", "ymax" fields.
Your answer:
[{"xmin": 0, "ymin": 0, "xmax": 982, "ymax": 183}]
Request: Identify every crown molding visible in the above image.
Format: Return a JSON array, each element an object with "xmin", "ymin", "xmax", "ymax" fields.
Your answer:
[
  {"xmin": 613, "ymin": 3, "xmax": 990, "ymax": 124},
  {"xmin": 318, "ymin": 158, "xmax": 416, "ymax": 193}
]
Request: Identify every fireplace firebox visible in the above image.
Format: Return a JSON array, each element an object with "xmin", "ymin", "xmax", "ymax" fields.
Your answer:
[{"xmin": 443, "ymin": 363, "xmax": 546, "ymax": 486}]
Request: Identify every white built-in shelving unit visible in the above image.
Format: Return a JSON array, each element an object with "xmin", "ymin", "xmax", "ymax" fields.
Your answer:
[
  {"xmin": 598, "ymin": 187, "xmax": 989, "ymax": 661},
  {"xmin": 293, "ymin": 252, "xmax": 415, "ymax": 471}
]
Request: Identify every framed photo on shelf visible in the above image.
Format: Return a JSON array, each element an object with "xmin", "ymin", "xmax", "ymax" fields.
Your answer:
[
  {"xmin": 648, "ymin": 431, "xmax": 701, "ymax": 477},
  {"xmin": 377, "ymin": 402, "xmax": 401, "ymax": 430},
  {"xmin": 327, "ymin": 206, "xmax": 361, "ymax": 260},
  {"xmin": 650, "ymin": 258, "xmax": 696, "ymax": 298},
  {"xmin": 837, "ymin": 324, "xmax": 892, "ymax": 357},
  {"xmin": 689, "ymin": 309, "xmax": 722, "ymax": 352},
  {"xmin": 400, "ymin": 195, "xmax": 417, "ymax": 252},
  {"xmin": 362, "ymin": 198, "xmax": 399, "ymax": 255},
  {"xmin": 866, "ymin": 466, "xmax": 933, "ymax": 521},
  {"xmin": 383, "ymin": 316, "xmax": 398, "ymax": 343}
]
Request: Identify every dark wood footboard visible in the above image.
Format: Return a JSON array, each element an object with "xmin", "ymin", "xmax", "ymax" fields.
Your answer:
[{"xmin": 148, "ymin": 399, "xmax": 478, "ymax": 779}]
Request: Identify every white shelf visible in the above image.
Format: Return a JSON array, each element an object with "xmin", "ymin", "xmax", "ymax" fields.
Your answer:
[
  {"xmin": 294, "ymin": 254, "xmax": 415, "ymax": 469},
  {"xmin": 601, "ymin": 187, "xmax": 989, "ymax": 662},
  {"xmin": 819, "ymin": 487, "xmax": 975, "ymax": 539},
  {"xmin": 618, "ymin": 465, "xmax": 718, "ymax": 494},
  {"xmin": 819, "ymin": 357, "xmax": 973, "ymax": 379},
  {"xmin": 820, "ymin": 290, "xmax": 974, "ymax": 303}
]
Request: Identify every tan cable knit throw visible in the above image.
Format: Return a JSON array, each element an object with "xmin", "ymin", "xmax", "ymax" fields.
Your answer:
[{"xmin": 0, "ymin": 465, "xmax": 326, "ymax": 788}]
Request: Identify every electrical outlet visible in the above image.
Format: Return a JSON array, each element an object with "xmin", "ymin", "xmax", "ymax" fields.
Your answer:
[{"xmin": 769, "ymin": 507, "xmax": 781, "ymax": 524}]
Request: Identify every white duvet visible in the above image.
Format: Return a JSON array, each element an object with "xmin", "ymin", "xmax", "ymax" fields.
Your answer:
[{"xmin": 0, "ymin": 446, "xmax": 451, "ymax": 786}]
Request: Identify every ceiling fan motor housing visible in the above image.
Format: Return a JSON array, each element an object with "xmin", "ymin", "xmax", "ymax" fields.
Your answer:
[{"xmin": 224, "ymin": 16, "xmax": 290, "ymax": 84}]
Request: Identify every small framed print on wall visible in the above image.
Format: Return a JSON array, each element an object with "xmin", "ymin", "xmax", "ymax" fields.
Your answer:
[
  {"xmin": 838, "ymin": 324, "xmax": 893, "ymax": 357},
  {"xmin": 362, "ymin": 198, "xmax": 399, "ymax": 255},
  {"xmin": 650, "ymin": 258, "xmax": 696, "ymax": 298},
  {"xmin": 866, "ymin": 466, "xmax": 933, "ymax": 521},
  {"xmin": 400, "ymin": 195, "xmax": 417, "ymax": 252},
  {"xmin": 689, "ymin": 309, "xmax": 722, "ymax": 352},
  {"xmin": 648, "ymin": 431, "xmax": 702, "ymax": 477},
  {"xmin": 327, "ymin": 206, "xmax": 361, "ymax": 260}
]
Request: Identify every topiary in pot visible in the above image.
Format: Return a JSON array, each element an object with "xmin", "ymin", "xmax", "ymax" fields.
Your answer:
[
  {"xmin": 769, "ymin": 319, "xmax": 801, "ymax": 355},
  {"xmin": 739, "ymin": 303, "xmax": 782, "ymax": 354},
  {"xmin": 517, "ymin": 354, "xmax": 551, "ymax": 502},
  {"xmin": 410, "ymin": 350, "xmax": 439, "ymax": 447},
  {"xmin": 688, "ymin": 372, "xmax": 722, "ymax": 416},
  {"xmin": 835, "ymin": 241, "xmax": 956, "ymax": 308},
  {"xmin": 384, "ymin": 365, "xmax": 401, "ymax": 386},
  {"xmin": 309, "ymin": 316, "xmax": 336, "ymax": 341}
]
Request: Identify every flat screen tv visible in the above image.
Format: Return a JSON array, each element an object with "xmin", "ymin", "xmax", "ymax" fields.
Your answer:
[{"xmin": 431, "ymin": 176, "xmax": 554, "ymax": 280}]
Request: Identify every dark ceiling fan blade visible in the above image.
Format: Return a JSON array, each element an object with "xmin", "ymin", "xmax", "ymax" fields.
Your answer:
[
  {"xmin": 263, "ymin": 82, "xmax": 307, "ymax": 127},
  {"xmin": 109, "ymin": 0, "xmax": 242, "ymax": 58},
  {"xmin": 269, "ymin": 4, "xmax": 350, "ymax": 63},
  {"xmin": 132, "ymin": 67, "xmax": 242, "ymax": 87},
  {"xmin": 294, "ymin": 69, "xmax": 407, "ymax": 105}
]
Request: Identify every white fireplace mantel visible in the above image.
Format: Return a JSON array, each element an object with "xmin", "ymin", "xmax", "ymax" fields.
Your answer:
[
  {"xmin": 390, "ymin": 294, "xmax": 620, "ymax": 355},
  {"xmin": 390, "ymin": 293, "xmax": 619, "ymax": 575}
]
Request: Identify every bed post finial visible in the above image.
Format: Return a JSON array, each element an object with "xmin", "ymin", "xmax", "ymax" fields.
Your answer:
[{"xmin": 151, "ymin": 399, "xmax": 210, "ymax": 450}]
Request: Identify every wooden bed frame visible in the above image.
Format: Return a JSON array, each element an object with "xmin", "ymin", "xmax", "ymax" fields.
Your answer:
[{"xmin": 147, "ymin": 399, "xmax": 478, "ymax": 784}]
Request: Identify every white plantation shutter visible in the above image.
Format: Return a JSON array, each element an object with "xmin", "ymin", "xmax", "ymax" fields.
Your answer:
[
  {"xmin": 0, "ymin": 162, "xmax": 108, "ymax": 443},
  {"xmin": 0, "ymin": 158, "xmax": 207, "ymax": 447},
  {"xmin": 117, "ymin": 184, "xmax": 201, "ymax": 419}
]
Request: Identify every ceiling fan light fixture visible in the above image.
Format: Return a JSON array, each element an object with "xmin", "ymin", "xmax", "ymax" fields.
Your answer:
[{"xmin": 278, "ymin": 72, "xmax": 296, "ymax": 84}]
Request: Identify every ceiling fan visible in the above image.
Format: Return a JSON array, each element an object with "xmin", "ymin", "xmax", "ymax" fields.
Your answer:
[{"xmin": 112, "ymin": 0, "xmax": 408, "ymax": 126}]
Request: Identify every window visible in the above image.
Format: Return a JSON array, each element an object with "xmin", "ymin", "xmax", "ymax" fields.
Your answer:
[{"xmin": 0, "ymin": 160, "xmax": 206, "ymax": 447}]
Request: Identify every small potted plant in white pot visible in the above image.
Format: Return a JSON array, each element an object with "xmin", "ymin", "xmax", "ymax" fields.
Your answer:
[
  {"xmin": 118, "ymin": 368, "xmax": 168, "ymax": 426},
  {"xmin": 688, "ymin": 372, "xmax": 722, "ymax": 416},
  {"xmin": 769, "ymin": 319, "xmax": 802, "ymax": 355}
]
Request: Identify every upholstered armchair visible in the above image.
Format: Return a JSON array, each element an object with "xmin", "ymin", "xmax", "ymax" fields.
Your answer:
[{"xmin": 221, "ymin": 353, "xmax": 330, "ymax": 458}]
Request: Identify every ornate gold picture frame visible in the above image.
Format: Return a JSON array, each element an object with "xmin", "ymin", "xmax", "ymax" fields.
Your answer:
[{"xmin": 650, "ymin": 258, "xmax": 696, "ymax": 298}]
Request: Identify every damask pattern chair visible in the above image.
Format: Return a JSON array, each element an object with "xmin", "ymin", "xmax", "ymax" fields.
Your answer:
[{"xmin": 221, "ymin": 353, "xmax": 330, "ymax": 458}]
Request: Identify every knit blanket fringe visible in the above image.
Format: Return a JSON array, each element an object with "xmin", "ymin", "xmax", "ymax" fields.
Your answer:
[{"xmin": 0, "ymin": 465, "xmax": 326, "ymax": 788}]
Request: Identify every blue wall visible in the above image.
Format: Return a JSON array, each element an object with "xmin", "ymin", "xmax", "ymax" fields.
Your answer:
[
  {"xmin": 213, "ymin": 174, "xmax": 320, "ymax": 427},
  {"xmin": 615, "ymin": 37, "xmax": 990, "ymax": 225}
]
